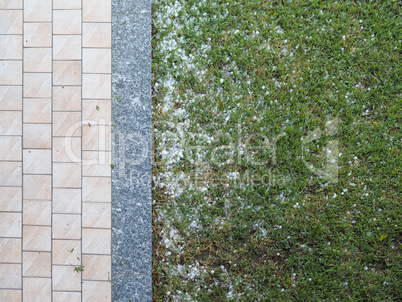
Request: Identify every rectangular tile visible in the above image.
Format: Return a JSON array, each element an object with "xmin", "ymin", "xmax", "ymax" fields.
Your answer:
[
  {"xmin": 23, "ymin": 278, "xmax": 51, "ymax": 302},
  {"xmin": 0, "ymin": 0, "xmax": 22, "ymax": 9},
  {"xmin": 0, "ymin": 10, "xmax": 22, "ymax": 34},
  {"xmin": 0, "ymin": 264, "xmax": 21, "ymax": 289},
  {"xmin": 82, "ymin": 151, "xmax": 111, "ymax": 177},
  {"xmin": 82, "ymin": 228, "xmax": 111, "ymax": 254},
  {"xmin": 53, "ymin": 10, "xmax": 81, "ymax": 35},
  {"xmin": 82, "ymin": 177, "xmax": 111, "ymax": 202},
  {"xmin": 83, "ymin": 48, "xmax": 111, "ymax": 74},
  {"xmin": 0, "ymin": 35, "xmax": 22, "ymax": 60},
  {"xmin": 82, "ymin": 280, "xmax": 111, "ymax": 302},
  {"xmin": 0, "ymin": 238, "xmax": 21, "ymax": 263},
  {"xmin": 53, "ymin": 61, "xmax": 81, "ymax": 86},
  {"xmin": 22, "ymin": 251, "xmax": 51, "ymax": 277},
  {"xmin": 53, "ymin": 188, "xmax": 81, "ymax": 214},
  {"xmin": 0, "ymin": 213, "xmax": 21, "ymax": 237},
  {"xmin": 53, "ymin": 292, "xmax": 81, "ymax": 302},
  {"xmin": 23, "ymin": 99, "xmax": 51, "ymax": 123},
  {"xmin": 23, "ymin": 0, "xmax": 52, "ymax": 22},
  {"xmin": 82, "ymin": 255, "xmax": 111, "ymax": 281},
  {"xmin": 53, "ymin": 35, "xmax": 81, "ymax": 60},
  {"xmin": 53, "ymin": 86, "xmax": 81, "ymax": 111},
  {"xmin": 52, "ymin": 240, "xmax": 81, "ymax": 265},
  {"xmin": 83, "ymin": 23, "xmax": 111, "ymax": 48},
  {"xmin": 23, "ymin": 200, "xmax": 51, "ymax": 226},
  {"xmin": 0, "ymin": 136, "xmax": 21, "ymax": 161},
  {"xmin": 23, "ymin": 175, "xmax": 51, "ymax": 200},
  {"xmin": 0, "ymin": 162, "xmax": 22, "ymax": 186},
  {"xmin": 0, "ymin": 290, "xmax": 21, "ymax": 301},
  {"xmin": 53, "ymin": 137, "xmax": 81, "ymax": 163},
  {"xmin": 0, "ymin": 111, "xmax": 22, "ymax": 135},
  {"xmin": 23, "ymin": 124, "xmax": 51, "ymax": 148},
  {"xmin": 23, "ymin": 149, "xmax": 51, "ymax": 174},
  {"xmin": 82, "ymin": 202, "xmax": 111, "ymax": 228},
  {"xmin": 82, "ymin": 99, "xmax": 111, "ymax": 124},
  {"xmin": 0, "ymin": 86, "xmax": 22, "ymax": 110},
  {"xmin": 0, "ymin": 61, "xmax": 22, "ymax": 85},
  {"xmin": 22, "ymin": 226, "xmax": 51, "ymax": 251},
  {"xmin": 82, "ymin": 125, "xmax": 111, "ymax": 151},
  {"xmin": 53, "ymin": 0, "xmax": 80, "ymax": 9},
  {"xmin": 83, "ymin": 74, "xmax": 111, "ymax": 99},
  {"xmin": 52, "ymin": 265, "xmax": 81, "ymax": 291},
  {"xmin": 23, "ymin": 48, "xmax": 52, "ymax": 73},
  {"xmin": 52, "ymin": 214, "xmax": 81, "ymax": 240},
  {"xmin": 53, "ymin": 163, "xmax": 81, "ymax": 188},
  {"xmin": 24, "ymin": 23, "xmax": 52, "ymax": 47},
  {"xmin": 0, "ymin": 187, "xmax": 21, "ymax": 212},
  {"xmin": 53, "ymin": 112, "xmax": 81, "ymax": 137},
  {"xmin": 23, "ymin": 73, "xmax": 51, "ymax": 98},
  {"xmin": 83, "ymin": 0, "xmax": 111, "ymax": 22}
]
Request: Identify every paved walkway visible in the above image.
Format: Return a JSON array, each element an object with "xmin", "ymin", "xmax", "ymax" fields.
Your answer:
[{"xmin": 0, "ymin": 0, "xmax": 113, "ymax": 300}]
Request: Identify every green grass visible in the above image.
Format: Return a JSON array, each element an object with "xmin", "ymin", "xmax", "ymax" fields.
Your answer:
[{"xmin": 152, "ymin": 0, "xmax": 401, "ymax": 300}]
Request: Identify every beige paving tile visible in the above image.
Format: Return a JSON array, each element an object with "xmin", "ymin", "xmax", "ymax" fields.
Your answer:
[
  {"xmin": 82, "ymin": 203, "xmax": 111, "ymax": 228},
  {"xmin": 0, "ymin": 213, "xmax": 21, "ymax": 237},
  {"xmin": 0, "ymin": 136, "xmax": 21, "ymax": 161},
  {"xmin": 0, "ymin": 10, "xmax": 22, "ymax": 34},
  {"xmin": 23, "ymin": 124, "xmax": 51, "ymax": 148},
  {"xmin": 83, "ymin": 48, "xmax": 111, "ymax": 74},
  {"xmin": 0, "ymin": 290, "xmax": 21, "ymax": 301},
  {"xmin": 0, "ymin": 0, "xmax": 22, "ymax": 9},
  {"xmin": 83, "ymin": 0, "xmax": 111, "ymax": 22},
  {"xmin": 24, "ymin": 23, "xmax": 52, "ymax": 47},
  {"xmin": 0, "ymin": 238, "xmax": 21, "ymax": 263},
  {"xmin": 53, "ymin": 0, "xmax": 81, "ymax": 9},
  {"xmin": 23, "ymin": 73, "xmax": 51, "ymax": 98},
  {"xmin": 53, "ymin": 292, "xmax": 81, "ymax": 302},
  {"xmin": 23, "ymin": 98, "xmax": 51, "ymax": 123},
  {"xmin": 82, "ymin": 177, "xmax": 111, "ymax": 202},
  {"xmin": 53, "ymin": 137, "xmax": 81, "ymax": 163},
  {"xmin": 83, "ymin": 74, "xmax": 111, "ymax": 99},
  {"xmin": 24, "ymin": 0, "xmax": 52, "ymax": 22},
  {"xmin": 0, "ymin": 187, "xmax": 21, "ymax": 212},
  {"xmin": 23, "ymin": 48, "xmax": 52, "ymax": 73},
  {"xmin": 23, "ymin": 226, "xmax": 51, "ymax": 251},
  {"xmin": 53, "ymin": 112, "xmax": 81, "ymax": 137},
  {"xmin": 53, "ymin": 35, "xmax": 81, "ymax": 60},
  {"xmin": 23, "ymin": 175, "xmax": 51, "ymax": 200},
  {"xmin": 0, "ymin": 111, "xmax": 22, "ymax": 135},
  {"xmin": 0, "ymin": 61, "xmax": 22, "ymax": 85},
  {"xmin": 0, "ymin": 162, "xmax": 22, "ymax": 186},
  {"xmin": 52, "ymin": 214, "xmax": 81, "ymax": 240},
  {"xmin": 82, "ymin": 125, "xmax": 111, "ymax": 151},
  {"xmin": 0, "ymin": 264, "xmax": 21, "ymax": 289},
  {"xmin": 82, "ymin": 280, "xmax": 111, "ymax": 302},
  {"xmin": 53, "ymin": 10, "xmax": 81, "ymax": 35},
  {"xmin": 23, "ymin": 277, "xmax": 51, "ymax": 302},
  {"xmin": 53, "ymin": 86, "xmax": 81, "ymax": 111},
  {"xmin": 23, "ymin": 149, "xmax": 51, "ymax": 174},
  {"xmin": 52, "ymin": 239, "xmax": 81, "ymax": 265},
  {"xmin": 23, "ymin": 251, "xmax": 51, "ymax": 277},
  {"xmin": 83, "ymin": 23, "xmax": 111, "ymax": 48},
  {"xmin": 82, "ymin": 151, "xmax": 111, "ymax": 177},
  {"xmin": 0, "ymin": 86, "xmax": 22, "ymax": 110},
  {"xmin": 53, "ymin": 163, "xmax": 81, "ymax": 188},
  {"xmin": 23, "ymin": 200, "xmax": 51, "ymax": 226},
  {"xmin": 53, "ymin": 61, "xmax": 81, "ymax": 86},
  {"xmin": 0, "ymin": 36, "xmax": 22, "ymax": 60},
  {"xmin": 82, "ymin": 255, "xmax": 111, "ymax": 281},
  {"xmin": 52, "ymin": 265, "xmax": 81, "ymax": 291},
  {"xmin": 82, "ymin": 99, "xmax": 111, "ymax": 125},
  {"xmin": 53, "ymin": 188, "xmax": 81, "ymax": 214},
  {"xmin": 82, "ymin": 228, "xmax": 111, "ymax": 254}
]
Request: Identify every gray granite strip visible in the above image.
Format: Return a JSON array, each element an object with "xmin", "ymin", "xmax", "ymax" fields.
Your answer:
[{"xmin": 112, "ymin": 4, "xmax": 152, "ymax": 302}]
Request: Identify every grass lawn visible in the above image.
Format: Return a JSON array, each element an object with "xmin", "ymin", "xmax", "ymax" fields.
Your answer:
[{"xmin": 151, "ymin": 0, "xmax": 401, "ymax": 300}]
